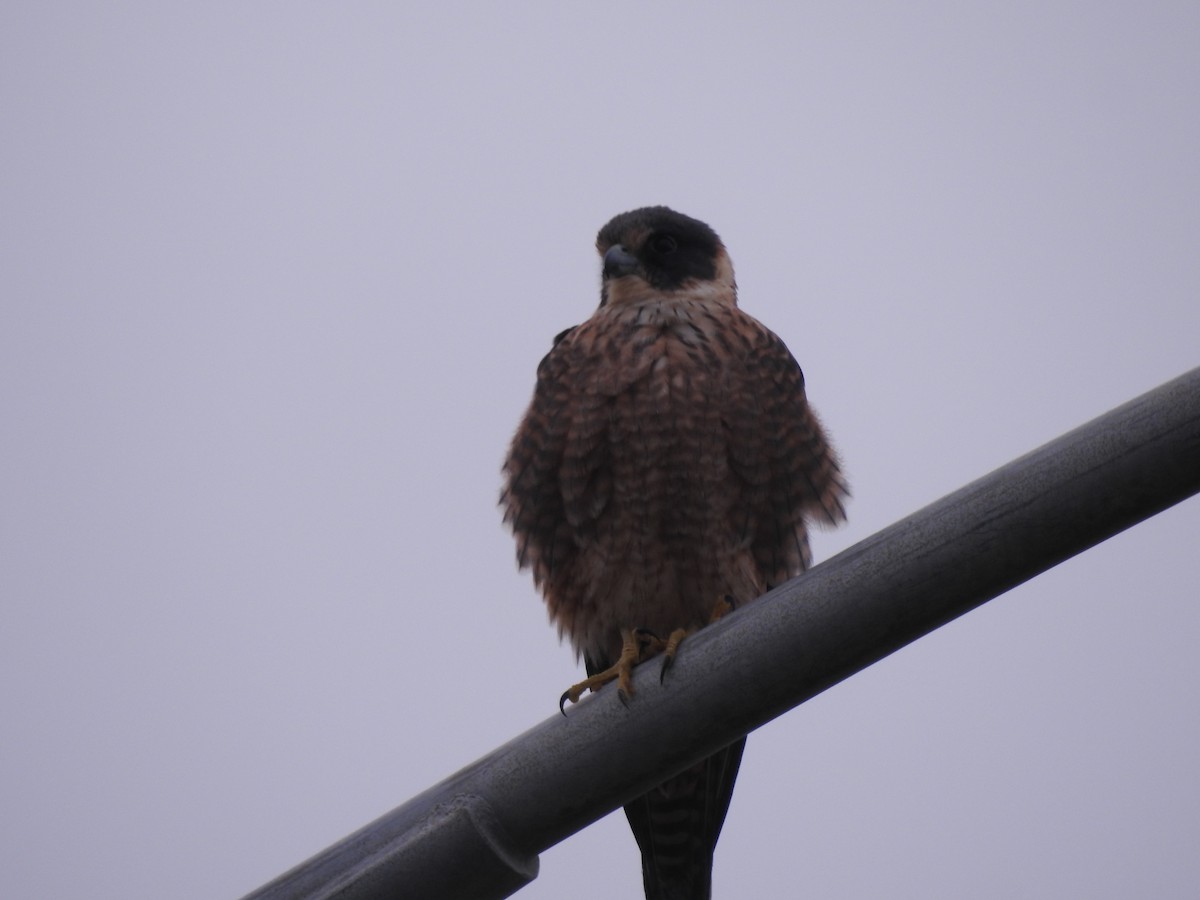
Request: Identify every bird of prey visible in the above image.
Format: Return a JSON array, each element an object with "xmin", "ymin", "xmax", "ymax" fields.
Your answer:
[{"xmin": 501, "ymin": 206, "xmax": 846, "ymax": 899}]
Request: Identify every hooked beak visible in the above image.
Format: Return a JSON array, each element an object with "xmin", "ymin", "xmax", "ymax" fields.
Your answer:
[{"xmin": 602, "ymin": 244, "xmax": 639, "ymax": 279}]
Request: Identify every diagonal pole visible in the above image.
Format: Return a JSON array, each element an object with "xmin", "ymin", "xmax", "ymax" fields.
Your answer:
[{"xmin": 242, "ymin": 366, "xmax": 1200, "ymax": 900}]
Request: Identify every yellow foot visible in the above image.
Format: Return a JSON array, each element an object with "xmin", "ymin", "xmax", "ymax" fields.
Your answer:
[
  {"xmin": 559, "ymin": 628, "xmax": 656, "ymax": 714},
  {"xmin": 659, "ymin": 595, "xmax": 738, "ymax": 682}
]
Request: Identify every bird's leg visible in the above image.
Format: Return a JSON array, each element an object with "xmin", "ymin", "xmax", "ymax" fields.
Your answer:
[
  {"xmin": 660, "ymin": 595, "xmax": 737, "ymax": 682},
  {"xmin": 560, "ymin": 628, "xmax": 659, "ymax": 713}
]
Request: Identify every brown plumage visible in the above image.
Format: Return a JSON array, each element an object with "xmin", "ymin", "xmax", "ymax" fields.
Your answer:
[{"xmin": 501, "ymin": 206, "xmax": 846, "ymax": 899}]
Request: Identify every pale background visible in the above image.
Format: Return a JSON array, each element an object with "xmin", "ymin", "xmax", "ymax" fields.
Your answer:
[{"xmin": 3, "ymin": 4, "xmax": 1198, "ymax": 898}]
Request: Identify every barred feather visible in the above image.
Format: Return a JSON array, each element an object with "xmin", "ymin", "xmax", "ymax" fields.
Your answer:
[{"xmin": 501, "ymin": 207, "xmax": 847, "ymax": 898}]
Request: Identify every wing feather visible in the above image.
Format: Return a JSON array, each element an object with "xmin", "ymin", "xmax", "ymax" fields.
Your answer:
[{"xmin": 721, "ymin": 314, "xmax": 847, "ymax": 589}]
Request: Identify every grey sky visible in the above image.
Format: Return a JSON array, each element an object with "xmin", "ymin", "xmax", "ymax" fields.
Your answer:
[{"xmin": 3, "ymin": 4, "xmax": 1198, "ymax": 898}]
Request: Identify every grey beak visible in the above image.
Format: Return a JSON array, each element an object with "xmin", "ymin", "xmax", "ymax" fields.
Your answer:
[{"xmin": 602, "ymin": 244, "xmax": 639, "ymax": 279}]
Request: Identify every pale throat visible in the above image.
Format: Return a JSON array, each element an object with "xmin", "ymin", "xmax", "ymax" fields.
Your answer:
[{"xmin": 603, "ymin": 275, "xmax": 737, "ymax": 316}]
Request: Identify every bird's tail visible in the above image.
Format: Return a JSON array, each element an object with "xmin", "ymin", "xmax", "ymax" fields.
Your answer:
[{"xmin": 623, "ymin": 738, "xmax": 746, "ymax": 900}]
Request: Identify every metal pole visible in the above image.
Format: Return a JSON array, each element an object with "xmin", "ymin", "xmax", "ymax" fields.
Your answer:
[{"xmin": 243, "ymin": 366, "xmax": 1200, "ymax": 900}]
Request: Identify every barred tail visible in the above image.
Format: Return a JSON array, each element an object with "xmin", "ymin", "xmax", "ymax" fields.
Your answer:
[{"xmin": 624, "ymin": 738, "xmax": 746, "ymax": 900}]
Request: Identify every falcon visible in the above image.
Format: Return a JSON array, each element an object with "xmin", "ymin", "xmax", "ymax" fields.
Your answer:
[{"xmin": 501, "ymin": 206, "xmax": 847, "ymax": 899}]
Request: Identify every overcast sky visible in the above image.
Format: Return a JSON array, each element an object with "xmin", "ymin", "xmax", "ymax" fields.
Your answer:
[{"xmin": 3, "ymin": 4, "xmax": 1198, "ymax": 898}]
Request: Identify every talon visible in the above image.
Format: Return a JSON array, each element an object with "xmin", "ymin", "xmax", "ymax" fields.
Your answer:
[
  {"xmin": 651, "ymin": 626, "xmax": 690, "ymax": 685},
  {"xmin": 558, "ymin": 627, "xmax": 643, "ymax": 710},
  {"xmin": 657, "ymin": 597, "xmax": 736, "ymax": 684}
]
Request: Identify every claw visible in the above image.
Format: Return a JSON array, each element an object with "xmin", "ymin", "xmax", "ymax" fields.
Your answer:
[
  {"xmin": 658, "ymin": 627, "xmax": 690, "ymax": 683},
  {"xmin": 558, "ymin": 604, "xmax": 736, "ymax": 710},
  {"xmin": 659, "ymin": 597, "xmax": 738, "ymax": 684},
  {"xmin": 558, "ymin": 627, "xmax": 643, "ymax": 712}
]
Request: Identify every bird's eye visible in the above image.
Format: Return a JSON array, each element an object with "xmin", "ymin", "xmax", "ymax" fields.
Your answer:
[{"xmin": 649, "ymin": 233, "xmax": 678, "ymax": 255}]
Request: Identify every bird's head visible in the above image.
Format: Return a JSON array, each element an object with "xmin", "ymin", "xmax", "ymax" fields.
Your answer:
[{"xmin": 595, "ymin": 206, "xmax": 736, "ymax": 308}]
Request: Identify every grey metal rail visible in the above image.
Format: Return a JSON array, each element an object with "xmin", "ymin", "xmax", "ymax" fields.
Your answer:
[{"xmin": 242, "ymin": 366, "xmax": 1200, "ymax": 900}]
